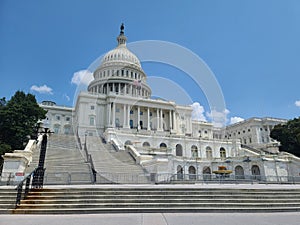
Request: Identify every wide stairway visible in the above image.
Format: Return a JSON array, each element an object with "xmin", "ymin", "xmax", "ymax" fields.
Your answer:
[
  {"xmin": 26, "ymin": 134, "xmax": 93, "ymax": 184},
  {"xmin": 12, "ymin": 186, "xmax": 300, "ymax": 214},
  {"xmin": 0, "ymin": 187, "xmax": 16, "ymax": 214},
  {"xmin": 86, "ymin": 136, "xmax": 149, "ymax": 184}
]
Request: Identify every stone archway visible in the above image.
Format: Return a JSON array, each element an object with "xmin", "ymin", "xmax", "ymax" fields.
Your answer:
[
  {"xmin": 235, "ymin": 165, "xmax": 245, "ymax": 179},
  {"xmin": 203, "ymin": 166, "xmax": 211, "ymax": 181},
  {"xmin": 251, "ymin": 165, "xmax": 261, "ymax": 180},
  {"xmin": 189, "ymin": 166, "xmax": 196, "ymax": 180},
  {"xmin": 177, "ymin": 165, "xmax": 183, "ymax": 180}
]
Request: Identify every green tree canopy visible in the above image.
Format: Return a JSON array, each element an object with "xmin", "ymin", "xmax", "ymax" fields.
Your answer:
[
  {"xmin": 0, "ymin": 91, "xmax": 47, "ymax": 151},
  {"xmin": 270, "ymin": 117, "xmax": 300, "ymax": 157}
]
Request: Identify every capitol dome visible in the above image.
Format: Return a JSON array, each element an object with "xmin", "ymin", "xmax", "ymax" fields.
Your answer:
[
  {"xmin": 100, "ymin": 25, "xmax": 141, "ymax": 69},
  {"xmin": 88, "ymin": 24, "xmax": 152, "ymax": 99}
]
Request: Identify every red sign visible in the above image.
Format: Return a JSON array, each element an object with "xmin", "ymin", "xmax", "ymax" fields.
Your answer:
[{"xmin": 15, "ymin": 172, "xmax": 24, "ymax": 176}]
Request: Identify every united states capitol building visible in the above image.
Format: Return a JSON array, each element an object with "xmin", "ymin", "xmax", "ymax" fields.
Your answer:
[
  {"xmin": 35, "ymin": 25, "xmax": 300, "ymax": 183},
  {"xmin": 3, "ymin": 26, "xmax": 300, "ymax": 184}
]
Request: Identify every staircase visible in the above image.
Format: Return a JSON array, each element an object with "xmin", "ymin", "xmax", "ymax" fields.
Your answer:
[
  {"xmin": 12, "ymin": 186, "xmax": 300, "ymax": 214},
  {"xmin": 86, "ymin": 136, "xmax": 149, "ymax": 184},
  {"xmin": 26, "ymin": 134, "xmax": 93, "ymax": 184},
  {"xmin": 0, "ymin": 187, "xmax": 16, "ymax": 214}
]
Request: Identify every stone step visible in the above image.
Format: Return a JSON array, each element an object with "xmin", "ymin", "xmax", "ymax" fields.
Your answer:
[
  {"xmin": 16, "ymin": 202, "xmax": 300, "ymax": 209},
  {"xmin": 11, "ymin": 206, "xmax": 300, "ymax": 214},
  {"xmin": 21, "ymin": 198, "xmax": 300, "ymax": 204}
]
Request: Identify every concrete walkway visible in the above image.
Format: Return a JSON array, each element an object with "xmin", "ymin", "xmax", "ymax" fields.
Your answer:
[{"xmin": 1, "ymin": 212, "xmax": 300, "ymax": 225}]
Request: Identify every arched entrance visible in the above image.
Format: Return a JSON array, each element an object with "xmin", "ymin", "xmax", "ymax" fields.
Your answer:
[
  {"xmin": 176, "ymin": 144, "xmax": 183, "ymax": 156},
  {"xmin": 203, "ymin": 166, "xmax": 211, "ymax": 181},
  {"xmin": 188, "ymin": 166, "xmax": 196, "ymax": 180},
  {"xmin": 251, "ymin": 165, "xmax": 261, "ymax": 180},
  {"xmin": 177, "ymin": 165, "xmax": 183, "ymax": 180},
  {"xmin": 235, "ymin": 165, "xmax": 245, "ymax": 180}
]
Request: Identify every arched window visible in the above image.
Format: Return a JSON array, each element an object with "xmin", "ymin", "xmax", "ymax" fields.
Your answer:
[
  {"xmin": 206, "ymin": 146, "xmax": 213, "ymax": 159},
  {"xmin": 53, "ymin": 124, "xmax": 60, "ymax": 134},
  {"xmin": 124, "ymin": 140, "xmax": 132, "ymax": 146},
  {"xmin": 220, "ymin": 147, "xmax": 226, "ymax": 159},
  {"xmin": 188, "ymin": 166, "xmax": 196, "ymax": 180},
  {"xmin": 160, "ymin": 143, "xmax": 167, "ymax": 148},
  {"xmin": 142, "ymin": 142, "xmax": 150, "ymax": 148},
  {"xmin": 191, "ymin": 145, "xmax": 198, "ymax": 158},
  {"xmin": 235, "ymin": 165, "xmax": 245, "ymax": 179},
  {"xmin": 176, "ymin": 144, "xmax": 183, "ymax": 156}
]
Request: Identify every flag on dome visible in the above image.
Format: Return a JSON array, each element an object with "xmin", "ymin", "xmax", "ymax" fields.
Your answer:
[{"xmin": 133, "ymin": 80, "xmax": 141, "ymax": 89}]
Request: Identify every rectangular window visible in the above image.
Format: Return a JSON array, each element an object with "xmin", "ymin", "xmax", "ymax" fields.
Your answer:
[
  {"xmin": 130, "ymin": 110, "xmax": 134, "ymax": 114},
  {"xmin": 91, "ymin": 105, "xmax": 95, "ymax": 110},
  {"xmin": 56, "ymin": 115, "xmax": 60, "ymax": 120},
  {"xmin": 66, "ymin": 117, "xmax": 70, "ymax": 122},
  {"xmin": 140, "ymin": 112, "xmax": 143, "ymax": 115}
]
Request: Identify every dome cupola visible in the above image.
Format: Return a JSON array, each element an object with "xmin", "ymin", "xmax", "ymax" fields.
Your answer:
[{"xmin": 88, "ymin": 24, "xmax": 152, "ymax": 98}]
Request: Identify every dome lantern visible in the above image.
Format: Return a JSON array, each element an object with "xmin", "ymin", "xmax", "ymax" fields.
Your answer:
[{"xmin": 117, "ymin": 23, "xmax": 127, "ymax": 46}]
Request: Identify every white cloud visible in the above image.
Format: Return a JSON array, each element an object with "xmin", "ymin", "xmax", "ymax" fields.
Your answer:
[
  {"xmin": 71, "ymin": 70, "xmax": 93, "ymax": 86},
  {"xmin": 295, "ymin": 100, "xmax": 300, "ymax": 107},
  {"xmin": 63, "ymin": 94, "xmax": 70, "ymax": 102},
  {"xmin": 230, "ymin": 116, "xmax": 244, "ymax": 124},
  {"xmin": 191, "ymin": 102, "xmax": 207, "ymax": 121},
  {"xmin": 206, "ymin": 109, "xmax": 229, "ymax": 127},
  {"xmin": 30, "ymin": 85, "xmax": 53, "ymax": 95}
]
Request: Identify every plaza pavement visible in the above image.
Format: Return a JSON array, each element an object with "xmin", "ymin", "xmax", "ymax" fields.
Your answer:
[
  {"xmin": 1, "ymin": 212, "xmax": 300, "ymax": 225},
  {"xmin": 1, "ymin": 183, "xmax": 300, "ymax": 225}
]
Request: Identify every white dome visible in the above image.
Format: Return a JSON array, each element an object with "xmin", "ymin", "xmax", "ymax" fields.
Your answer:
[{"xmin": 101, "ymin": 45, "xmax": 141, "ymax": 68}]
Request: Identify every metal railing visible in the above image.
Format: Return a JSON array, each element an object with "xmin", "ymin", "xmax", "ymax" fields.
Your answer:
[{"xmin": 15, "ymin": 168, "xmax": 38, "ymax": 207}]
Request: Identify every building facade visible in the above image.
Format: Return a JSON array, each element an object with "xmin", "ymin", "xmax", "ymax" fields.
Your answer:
[{"xmin": 40, "ymin": 26, "xmax": 300, "ymax": 182}]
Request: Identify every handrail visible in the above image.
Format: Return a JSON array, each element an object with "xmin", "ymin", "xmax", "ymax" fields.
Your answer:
[{"xmin": 15, "ymin": 168, "xmax": 37, "ymax": 207}]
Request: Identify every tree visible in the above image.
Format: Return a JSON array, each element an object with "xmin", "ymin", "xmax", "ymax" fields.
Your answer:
[
  {"xmin": 0, "ymin": 91, "xmax": 47, "ymax": 152},
  {"xmin": 270, "ymin": 117, "xmax": 300, "ymax": 157}
]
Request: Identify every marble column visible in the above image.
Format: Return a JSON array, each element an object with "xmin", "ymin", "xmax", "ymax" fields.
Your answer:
[
  {"xmin": 107, "ymin": 103, "xmax": 111, "ymax": 127},
  {"xmin": 147, "ymin": 107, "xmax": 150, "ymax": 130},
  {"xmin": 160, "ymin": 109, "xmax": 163, "ymax": 131},
  {"xmin": 112, "ymin": 102, "xmax": 115, "ymax": 128},
  {"xmin": 156, "ymin": 108, "xmax": 160, "ymax": 130},
  {"xmin": 127, "ymin": 105, "xmax": 130, "ymax": 128},
  {"xmin": 137, "ymin": 106, "xmax": 141, "ymax": 130},
  {"xmin": 173, "ymin": 111, "xmax": 177, "ymax": 132},
  {"xmin": 123, "ymin": 104, "xmax": 126, "ymax": 128},
  {"xmin": 169, "ymin": 110, "xmax": 172, "ymax": 130}
]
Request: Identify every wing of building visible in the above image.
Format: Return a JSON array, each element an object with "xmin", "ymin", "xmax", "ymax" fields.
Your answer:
[{"xmin": 38, "ymin": 25, "xmax": 300, "ymax": 183}]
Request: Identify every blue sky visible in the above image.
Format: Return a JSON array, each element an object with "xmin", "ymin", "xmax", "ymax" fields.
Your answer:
[{"xmin": 1, "ymin": 0, "xmax": 300, "ymax": 124}]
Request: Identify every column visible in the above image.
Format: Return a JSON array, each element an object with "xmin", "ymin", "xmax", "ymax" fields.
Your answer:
[
  {"xmin": 130, "ymin": 85, "xmax": 133, "ymax": 96},
  {"xmin": 147, "ymin": 107, "xmax": 150, "ymax": 130},
  {"xmin": 137, "ymin": 106, "xmax": 141, "ymax": 130},
  {"xmin": 123, "ymin": 104, "xmax": 126, "ymax": 128},
  {"xmin": 118, "ymin": 83, "xmax": 121, "ymax": 94},
  {"xmin": 107, "ymin": 103, "xmax": 111, "ymax": 127},
  {"xmin": 169, "ymin": 110, "xmax": 172, "ymax": 130},
  {"xmin": 112, "ymin": 103, "xmax": 115, "ymax": 128},
  {"xmin": 127, "ymin": 105, "xmax": 130, "ymax": 128},
  {"xmin": 156, "ymin": 108, "xmax": 160, "ymax": 130},
  {"xmin": 173, "ymin": 111, "xmax": 177, "ymax": 132},
  {"xmin": 112, "ymin": 83, "xmax": 115, "ymax": 93},
  {"xmin": 160, "ymin": 109, "xmax": 163, "ymax": 131}
]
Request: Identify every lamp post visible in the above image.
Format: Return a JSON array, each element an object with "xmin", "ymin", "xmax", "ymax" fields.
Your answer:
[{"xmin": 32, "ymin": 126, "xmax": 53, "ymax": 188}]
